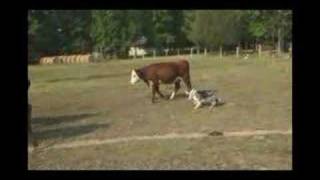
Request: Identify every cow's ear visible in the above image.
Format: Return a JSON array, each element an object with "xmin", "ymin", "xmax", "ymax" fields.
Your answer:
[{"xmin": 135, "ymin": 69, "xmax": 141, "ymax": 77}]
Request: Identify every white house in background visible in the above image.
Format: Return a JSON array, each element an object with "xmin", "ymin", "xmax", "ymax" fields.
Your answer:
[
  {"xmin": 129, "ymin": 47, "xmax": 147, "ymax": 57},
  {"xmin": 92, "ymin": 52, "xmax": 103, "ymax": 60}
]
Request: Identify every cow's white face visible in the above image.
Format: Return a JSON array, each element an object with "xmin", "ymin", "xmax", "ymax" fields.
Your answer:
[{"xmin": 130, "ymin": 70, "xmax": 140, "ymax": 85}]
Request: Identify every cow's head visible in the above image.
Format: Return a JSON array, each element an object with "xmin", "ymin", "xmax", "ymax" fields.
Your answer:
[{"xmin": 130, "ymin": 69, "xmax": 141, "ymax": 85}]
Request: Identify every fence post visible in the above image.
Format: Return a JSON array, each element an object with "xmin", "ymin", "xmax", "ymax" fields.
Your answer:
[
  {"xmin": 197, "ymin": 47, "xmax": 200, "ymax": 55},
  {"xmin": 177, "ymin": 49, "xmax": 180, "ymax": 56},
  {"xmin": 277, "ymin": 28, "xmax": 282, "ymax": 56},
  {"xmin": 258, "ymin": 44, "xmax": 262, "ymax": 58},
  {"xmin": 204, "ymin": 48, "xmax": 207, "ymax": 56},
  {"xmin": 153, "ymin": 49, "xmax": 156, "ymax": 59},
  {"xmin": 219, "ymin": 46, "xmax": 222, "ymax": 59},
  {"xmin": 190, "ymin": 47, "xmax": 193, "ymax": 58},
  {"xmin": 236, "ymin": 46, "xmax": 240, "ymax": 58},
  {"xmin": 289, "ymin": 42, "xmax": 292, "ymax": 58}
]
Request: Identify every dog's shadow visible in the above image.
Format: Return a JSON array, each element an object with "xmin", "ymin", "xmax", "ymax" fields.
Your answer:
[
  {"xmin": 192, "ymin": 101, "xmax": 226, "ymax": 112},
  {"xmin": 166, "ymin": 93, "xmax": 188, "ymax": 100}
]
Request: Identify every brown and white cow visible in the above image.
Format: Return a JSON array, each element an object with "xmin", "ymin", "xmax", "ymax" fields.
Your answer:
[{"xmin": 130, "ymin": 59, "xmax": 192, "ymax": 103}]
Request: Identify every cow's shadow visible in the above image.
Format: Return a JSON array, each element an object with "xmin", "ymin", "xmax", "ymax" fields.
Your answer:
[
  {"xmin": 32, "ymin": 112, "xmax": 99, "ymax": 126},
  {"xmin": 150, "ymin": 92, "xmax": 188, "ymax": 103},
  {"xmin": 32, "ymin": 112, "xmax": 109, "ymax": 142},
  {"xmin": 34, "ymin": 123, "xmax": 110, "ymax": 141},
  {"xmin": 46, "ymin": 72, "xmax": 128, "ymax": 83}
]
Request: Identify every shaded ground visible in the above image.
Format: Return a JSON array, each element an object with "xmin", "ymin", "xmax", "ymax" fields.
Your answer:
[{"xmin": 28, "ymin": 55, "xmax": 292, "ymax": 170}]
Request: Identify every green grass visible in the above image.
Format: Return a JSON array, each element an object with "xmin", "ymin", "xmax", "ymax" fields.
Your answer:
[
  {"xmin": 28, "ymin": 54, "xmax": 292, "ymax": 170},
  {"xmin": 29, "ymin": 135, "xmax": 291, "ymax": 170}
]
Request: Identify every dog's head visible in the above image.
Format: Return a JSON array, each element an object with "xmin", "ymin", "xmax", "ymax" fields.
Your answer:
[{"xmin": 216, "ymin": 97, "xmax": 225, "ymax": 105}]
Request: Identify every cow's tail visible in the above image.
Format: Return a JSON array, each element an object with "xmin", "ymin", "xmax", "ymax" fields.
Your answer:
[{"xmin": 179, "ymin": 59, "xmax": 192, "ymax": 93}]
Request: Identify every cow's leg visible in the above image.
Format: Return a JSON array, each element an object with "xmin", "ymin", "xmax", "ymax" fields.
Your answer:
[
  {"xmin": 151, "ymin": 84, "xmax": 157, "ymax": 103},
  {"xmin": 154, "ymin": 82, "xmax": 166, "ymax": 99},
  {"xmin": 182, "ymin": 74, "xmax": 192, "ymax": 94},
  {"xmin": 170, "ymin": 80, "xmax": 181, "ymax": 100}
]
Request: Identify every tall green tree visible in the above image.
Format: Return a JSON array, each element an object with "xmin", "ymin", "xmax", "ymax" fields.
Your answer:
[
  {"xmin": 28, "ymin": 10, "xmax": 92, "ymax": 60},
  {"xmin": 152, "ymin": 10, "xmax": 189, "ymax": 49},
  {"xmin": 187, "ymin": 10, "xmax": 244, "ymax": 49},
  {"xmin": 91, "ymin": 10, "xmax": 138, "ymax": 58},
  {"xmin": 246, "ymin": 10, "xmax": 292, "ymax": 50},
  {"xmin": 28, "ymin": 10, "xmax": 292, "ymax": 63}
]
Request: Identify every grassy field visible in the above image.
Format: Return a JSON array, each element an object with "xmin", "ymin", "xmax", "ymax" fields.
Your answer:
[{"xmin": 28, "ymin": 54, "xmax": 292, "ymax": 170}]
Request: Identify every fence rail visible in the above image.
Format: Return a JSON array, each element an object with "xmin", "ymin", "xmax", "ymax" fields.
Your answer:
[{"xmin": 35, "ymin": 45, "xmax": 292, "ymax": 65}]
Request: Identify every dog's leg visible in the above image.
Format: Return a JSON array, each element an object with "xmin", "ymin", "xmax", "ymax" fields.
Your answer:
[
  {"xmin": 209, "ymin": 101, "xmax": 217, "ymax": 110},
  {"xmin": 194, "ymin": 102, "xmax": 202, "ymax": 109}
]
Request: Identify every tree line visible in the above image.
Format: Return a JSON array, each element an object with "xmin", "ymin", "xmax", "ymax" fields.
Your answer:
[{"xmin": 28, "ymin": 10, "xmax": 292, "ymax": 62}]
